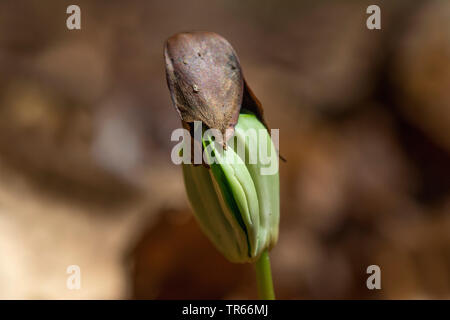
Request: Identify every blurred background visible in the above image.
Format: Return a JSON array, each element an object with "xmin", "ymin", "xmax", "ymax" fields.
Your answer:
[{"xmin": 0, "ymin": 0, "xmax": 449, "ymax": 299}]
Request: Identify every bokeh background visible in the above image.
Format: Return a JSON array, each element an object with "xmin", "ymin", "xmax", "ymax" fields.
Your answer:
[{"xmin": 0, "ymin": 0, "xmax": 449, "ymax": 299}]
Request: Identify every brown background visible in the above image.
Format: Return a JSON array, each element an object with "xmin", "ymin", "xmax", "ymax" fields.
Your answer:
[{"xmin": 0, "ymin": 0, "xmax": 448, "ymax": 299}]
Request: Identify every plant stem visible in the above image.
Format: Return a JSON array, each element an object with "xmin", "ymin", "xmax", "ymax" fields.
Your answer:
[{"xmin": 254, "ymin": 250, "xmax": 275, "ymax": 300}]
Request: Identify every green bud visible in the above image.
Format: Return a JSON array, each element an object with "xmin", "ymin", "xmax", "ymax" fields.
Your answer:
[{"xmin": 182, "ymin": 112, "xmax": 279, "ymax": 263}]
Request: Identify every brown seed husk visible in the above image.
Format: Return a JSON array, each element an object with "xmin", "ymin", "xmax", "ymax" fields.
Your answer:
[{"xmin": 164, "ymin": 31, "xmax": 268, "ymax": 140}]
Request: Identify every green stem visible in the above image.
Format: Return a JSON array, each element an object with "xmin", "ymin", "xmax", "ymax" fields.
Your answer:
[{"xmin": 254, "ymin": 250, "xmax": 275, "ymax": 300}]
